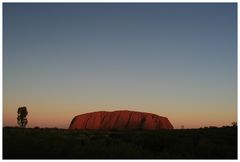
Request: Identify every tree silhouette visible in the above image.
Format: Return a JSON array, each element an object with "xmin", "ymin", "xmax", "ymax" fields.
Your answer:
[
  {"xmin": 231, "ymin": 122, "xmax": 237, "ymax": 127},
  {"xmin": 17, "ymin": 106, "xmax": 28, "ymax": 128}
]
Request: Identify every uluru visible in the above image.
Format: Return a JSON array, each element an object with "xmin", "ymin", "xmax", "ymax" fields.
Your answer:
[{"xmin": 69, "ymin": 110, "xmax": 173, "ymax": 130}]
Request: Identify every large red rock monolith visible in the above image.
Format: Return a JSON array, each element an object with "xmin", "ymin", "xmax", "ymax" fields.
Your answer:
[{"xmin": 69, "ymin": 110, "xmax": 173, "ymax": 130}]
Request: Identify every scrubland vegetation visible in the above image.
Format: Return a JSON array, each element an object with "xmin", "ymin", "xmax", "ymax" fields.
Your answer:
[{"xmin": 3, "ymin": 126, "xmax": 237, "ymax": 159}]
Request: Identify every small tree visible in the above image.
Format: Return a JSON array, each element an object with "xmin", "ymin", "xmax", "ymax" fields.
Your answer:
[
  {"xmin": 231, "ymin": 122, "xmax": 237, "ymax": 127},
  {"xmin": 17, "ymin": 106, "xmax": 28, "ymax": 128}
]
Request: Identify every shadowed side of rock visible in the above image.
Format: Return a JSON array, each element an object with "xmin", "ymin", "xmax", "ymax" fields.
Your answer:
[{"xmin": 69, "ymin": 110, "xmax": 174, "ymax": 130}]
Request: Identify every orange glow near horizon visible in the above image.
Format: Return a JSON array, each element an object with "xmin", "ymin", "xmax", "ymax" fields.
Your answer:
[{"xmin": 3, "ymin": 101, "xmax": 237, "ymax": 129}]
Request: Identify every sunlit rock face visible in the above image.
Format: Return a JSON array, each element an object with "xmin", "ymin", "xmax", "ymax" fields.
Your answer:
[{"xmin": 69, "ymin": 110, "xmax": 174, "ymax": 130}]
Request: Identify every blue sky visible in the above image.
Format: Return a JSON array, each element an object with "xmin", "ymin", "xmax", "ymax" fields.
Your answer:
[{"xmin": 3, "ymin": 3, "xmax": 237, "ymax": 128}]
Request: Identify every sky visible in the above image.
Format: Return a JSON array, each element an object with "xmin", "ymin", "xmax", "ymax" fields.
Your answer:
[{"xmin": 3, "ymin": 3, "xmax": 237, "ymax": 129}]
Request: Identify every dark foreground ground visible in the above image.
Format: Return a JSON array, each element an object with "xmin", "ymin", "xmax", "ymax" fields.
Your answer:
[{"xmin": 3, "ymin": 126, "xmax": 237, "ymax": 159}]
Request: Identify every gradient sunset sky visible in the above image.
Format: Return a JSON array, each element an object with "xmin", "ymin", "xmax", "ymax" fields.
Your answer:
[{"xmin": 3, "ymin": 3, "xmax": 237, "ymax": 129}]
